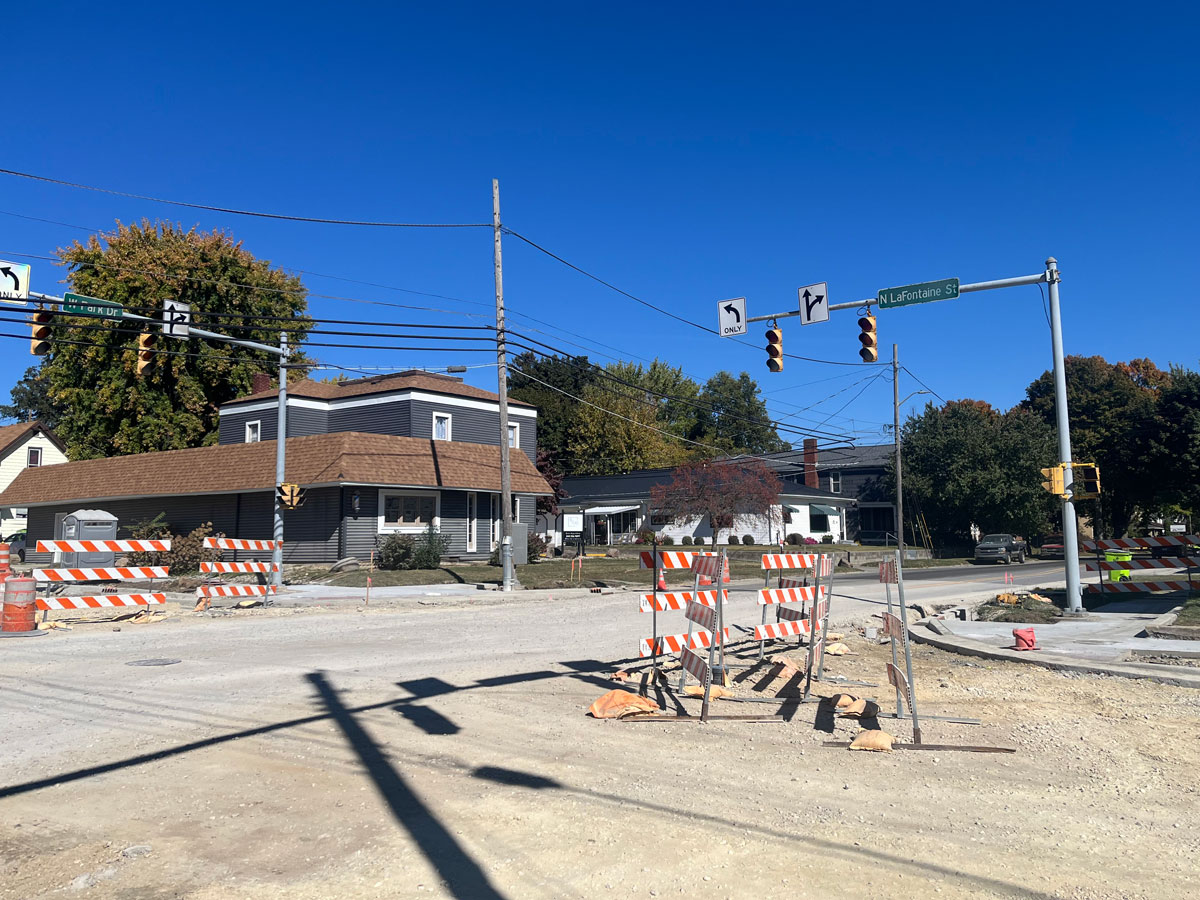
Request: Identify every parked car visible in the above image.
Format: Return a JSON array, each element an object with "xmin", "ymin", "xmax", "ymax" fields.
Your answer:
[
  {"xmin": 1040, "ymin": 533, "xmax": 1065, "ymax": 559},
  {"xmin": 973, "ymin": 533, "xmax": 1028, "ymax": 564},
  {"xmin": 3, "ymin": 530, "xmax": 26, "ymax": 563}
]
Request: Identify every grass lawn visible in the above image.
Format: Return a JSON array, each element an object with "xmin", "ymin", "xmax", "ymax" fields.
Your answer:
[
  {"xmin": 1174, "ymin": 594, "xmax": 1200, "ymax": 626},
  {"xmin": 903, "ymin": 557, "xmax": 971, "ymax": 569}
]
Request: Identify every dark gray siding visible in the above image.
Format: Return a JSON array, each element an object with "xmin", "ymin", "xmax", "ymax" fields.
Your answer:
[
  {"xmin": 340, "ymin": 486, "xmax": 380, "ymax": 560},
  {"xmin": 23, "ymin": 490, "xmax": 337, "ymax": 566},
  {"xmin": 329, "ymin": 400, "xmax": 411, "ymax": 436},
  {"xmin": 410, "ymin": 400, "xmax": 537, "ymax": 461},
  {"xmin": 440, "ymin": 491, "xmax": 469, "ymax": 555},
  {"xmin": 218, "ymin": 405, "xmax": 328, "ymax": 444}
]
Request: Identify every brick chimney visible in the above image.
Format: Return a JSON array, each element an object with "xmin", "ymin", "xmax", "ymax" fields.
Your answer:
[
  {"xmin": 252, "ymin": 372, "xmax": 272, "ymax": 395},
  {"xmin": 803, "ymin": 439, "xmax": 818, "ymax": 489}
]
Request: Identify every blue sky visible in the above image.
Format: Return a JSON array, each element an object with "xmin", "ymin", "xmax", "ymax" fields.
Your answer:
[{"xmin": 1, "ymin": 3, "xmax": 1195, "ymax": 450}]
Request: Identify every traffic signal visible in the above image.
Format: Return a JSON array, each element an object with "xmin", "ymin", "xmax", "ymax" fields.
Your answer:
[
  {"xmin": 858, "ymin": 314, "xmax": 878, "ymax": 362},
  {"xmin": 765, "ymin": 326, "xmax": 783, "ymax": 373},
  {"xmin": 30, "ymin": 309, "xmax": 53, "ymax": 355},
  {"xmin": 1073, "ymin": 463, "xmax": 1101, "ymax": 500},
  {"xmin": 1040, "ymin": 464, "xmax": 1066, "ymax": 497},
  {"xmin": 277, "ymin": 483, "xmax": 306, "ymax": 510},
  {"xmin": 136, "ymin": 331, "xmax": 156, "ymax": 376}
]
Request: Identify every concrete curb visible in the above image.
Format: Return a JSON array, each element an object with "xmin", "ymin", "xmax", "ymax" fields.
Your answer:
[{"xmin": 909, "ymin": 621, "xmax": 1200, "ymax": 689}]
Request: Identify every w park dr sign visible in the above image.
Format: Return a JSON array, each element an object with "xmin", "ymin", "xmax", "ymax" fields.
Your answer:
[{"xmin": 877, "ymin": 277, "xmax": 959, "ymax": 309}]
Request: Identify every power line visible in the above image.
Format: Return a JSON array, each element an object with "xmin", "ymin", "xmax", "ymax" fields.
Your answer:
[
  {"xmin": 0, "ymin": 168, "xmax": 491, "ymax": 228},
  {"xmin": 901, "ymin": 366, "xmax": 946, "ymax": 403}
]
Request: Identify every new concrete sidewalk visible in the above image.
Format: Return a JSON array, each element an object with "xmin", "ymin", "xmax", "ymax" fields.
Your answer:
[{"xmin": 911, "ymin": 597, "xmax": 1200, "ymax": 688}]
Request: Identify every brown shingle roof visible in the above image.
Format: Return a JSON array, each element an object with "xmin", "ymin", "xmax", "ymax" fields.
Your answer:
[
  {"xmin": 0, "ymin": 433, "xmax": 551, "ymax": 506},
  {"xmin": 227, "ymin": 370, "xmax": 535, "ymax": 408},
  {"xmin": 0, "ymin": 421, "xmax": 66, "ymax": 456}
]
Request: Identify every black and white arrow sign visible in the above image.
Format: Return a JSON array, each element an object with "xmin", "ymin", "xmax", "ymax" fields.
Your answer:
[
  {"xmin": 798, "ymin": 282, "xmax": 829, "ymax": 325},
  {"xmin": 716, "ymin": 297, "xmax": 747, "ymax": 337},
  {"xmin": 0, "ymin": 259, "xmax": 31, "ymax": 304}
]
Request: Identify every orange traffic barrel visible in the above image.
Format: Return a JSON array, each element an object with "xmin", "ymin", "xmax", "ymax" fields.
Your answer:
[{"xmin": 1, "ymin": 576, "xmax": 37, "ymax": 633}]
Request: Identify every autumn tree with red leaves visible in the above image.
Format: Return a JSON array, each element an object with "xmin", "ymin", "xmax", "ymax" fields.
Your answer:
[{"xmin": 650, "ymin": 459, "xmax": 782, "ymax": 544}]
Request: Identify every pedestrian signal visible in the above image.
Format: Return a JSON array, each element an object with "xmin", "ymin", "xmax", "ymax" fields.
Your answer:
[
  {"xmin": 1073, "ymin": 463, "xmax": 1101, "ymax": 500},
  {"xmin": 277, "ymin": 483, "xmax": 305, "ymax": 509},
  {"xmin": 765, "ymin": 326, "xmax": 783, "ymax": 373},
  {"xmin": 1040, "ymin": 464, "xmax": 1066, "ymax": 497},
  {"xmin": 858, "ymin": 314, "xmax": 878, "ymax": 363}
]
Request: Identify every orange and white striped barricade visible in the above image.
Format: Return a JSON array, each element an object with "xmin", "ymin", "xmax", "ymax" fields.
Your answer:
[
  {"xmin": 32, "ymin": 566, "xmax": 170, "ymax": 582},
  {"xmin": 30, "ymin": 563, "xmax": 171, "ymax": 618},
  {"xmin": 754, "ymin": 584, "xmax": 827, "ymax": 656},
  {"xmin": 813, "ymin": 554, "xmax": 836, "ymax": 681},
  {"xmin": 639, "ymin": 546, "xmax": 698, "ymax": 671},
  {"xmin": 677, "ymin": 597, "xmax": 720, "ymax": 692},
  {"xmin": 755, "ymin": 553, "xmax": 819, "ymax": 660},
  {"xmin": 199, "ymin": 537, "xmax": 283, "ymax": 607},
  {"xmin": 1085, "ymin": 580, "xmax": 1192, "ymax": 594},
  {"xmin": 1082, "ymin": 535, "xmax": 1200, "ymax": 554},
  {"xmin": 37, "ymin": 593, "xmax": 168, "ymax": 611},
  {"xmin": 690, "ymin": 551, "xmax": 731, "ymax": 669},
  {"xmin": 36, "ymin": 539, "xmax": 173, "ymax": 554}
]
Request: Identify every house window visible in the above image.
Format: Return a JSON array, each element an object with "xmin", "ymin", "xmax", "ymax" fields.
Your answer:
[
  {"xmin": 379, "ymin": 490, "xmax": 439, "ymax": 532},
  {"xmin": 650, "ymin": 512, "xmax": 670, "ymax": 527},
  {"xmin": 433, "ymin": 413, "xmax": 452, "ymax": 441},
  {"xmin": 26, "ymin": 447, "xmax": 42, "ymax": 467},
  {"xmin": 245, "ymin": 421, "xmax": 262, "ymax": 443},
  {"xmin": 507, "ymin": 423, "xmax": 519, "ymax": 449},
  {"xmin": 829, "ymin": 471, "xmax": 841, "ymax": 494},
  {"xmin": 811, "ymin": 513, "xmax": 830, "ymax": 532}
]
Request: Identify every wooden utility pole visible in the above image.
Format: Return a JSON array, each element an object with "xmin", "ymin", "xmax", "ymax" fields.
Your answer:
[{"xmin": 493, "ymin": 179, "xmax": 514, "ymax": 591}]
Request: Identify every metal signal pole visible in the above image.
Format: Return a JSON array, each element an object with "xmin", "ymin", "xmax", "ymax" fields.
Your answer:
[
  {"xmin": 493, "ymin": 179, "xmax": 515, "ymax": 592},
  {"xmin": 272, "ymin": 330, "xmax": 288, "ymax": 592}
]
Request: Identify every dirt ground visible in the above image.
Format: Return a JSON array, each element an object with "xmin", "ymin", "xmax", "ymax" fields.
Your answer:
[{"xmin": 2, "ymin": 618, "xmax": 1198, "ymax": 900}]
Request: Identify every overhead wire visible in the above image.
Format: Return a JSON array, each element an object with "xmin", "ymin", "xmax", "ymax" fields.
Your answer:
[{"xmin": 0, "ymin": 168, "xmax": 491, "ymax": 228}]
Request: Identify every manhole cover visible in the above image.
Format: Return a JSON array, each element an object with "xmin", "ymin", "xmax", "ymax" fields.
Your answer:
[{"xmin": 126, "ymin": 658, "xmax": 182, "ymax": 667}]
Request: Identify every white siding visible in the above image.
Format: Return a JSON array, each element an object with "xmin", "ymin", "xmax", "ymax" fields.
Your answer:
[{"xmin": 0, "ymin": 432, "xmax": 68, "ymax": 535}]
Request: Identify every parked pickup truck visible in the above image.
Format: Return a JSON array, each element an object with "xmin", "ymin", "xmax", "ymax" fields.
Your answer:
[{"xmin": 973, "ymin": 533, "xmax": 1028, "ymax": 564}]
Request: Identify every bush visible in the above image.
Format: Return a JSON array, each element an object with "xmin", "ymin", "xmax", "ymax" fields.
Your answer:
[
  {"xmin": 412, "ymin": 524, "xmax": 449, "ymax": 569},
  {"xmin": 820, "ymin": 534, "xmax": 834, "ymax": 544},
  {"xmin": 786, "ymin": 533, "xmax": 803, "ymax": 546},
  {"xmin": 378, "ymin": 532, "xmax": 416, "ymax": 570},
  {"xmin": 634, "ymin": 528, "xmax": 655, "ymax": 545},
  {"xmin": 727, "ymin": 534, "xmax": 739, "ymax": 545},
  {"xmin": 488, "ymin": 545, "xmax": 501, "ymax": 566},
  {"xmin": 660, "ymin": 535, "xmax": 675, "ymax": 546},
  {"xmin": 805, "ymin": 536, "xmax": 819, "ymax": 545},
  {"xmin": 681, "ymin": 535, "xmax": 693, "ymax": 545},
  {"xmin": 528, "ymin": 532, "xmax": 548, "ymax": 561},
  {"xmin": 693, "ymin": 536, "xmax": 705, "ymax": 546},
  {"xmin": 742, "ymin": 534, "xmax": 755, "ymax": 545},
  {"xmin": 126, "ymin": 515, "xmax": 221, "ymax": 574}
]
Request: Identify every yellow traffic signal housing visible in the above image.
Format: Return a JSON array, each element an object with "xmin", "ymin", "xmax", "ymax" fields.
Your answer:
[
  {"xmin": 765, "ymin": 326, "xmax": 783, "ymax": 373},
  {"xmin": 858, "ymin": 314, "xmax": 878, "ymax": 362},
  {"xmin": 277, "ymin": 483, "xmax": 305, "ymax": 510},
  {"xmin": 136, "ymin": 332, "xmax": 156, "ymax": 376},
  {"xmin": 1073, "ymin": 462, "xmax": 1101, "ymax": 499},
  {"xmin": 1040, "ymin": 464, "xmax": 1066, "ymax": 497},
  {"xmin": 30, "ymin": 309, "xmax": 52, "ymax": 355}
]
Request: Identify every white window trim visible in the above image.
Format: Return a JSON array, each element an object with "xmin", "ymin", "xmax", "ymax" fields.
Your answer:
[
  {"xmin": 245, "ymin": 420, "xmax": 262, "ymax": 443},
  {"xmin": 512, "ymin": 497, "xmax": 521, "ymax": 523},
  {"xmin": 433, "ymin": 412, "xmax": 453, "ymax": 441},
  {"xmin": 829, "ymin": 471, "xmax": 842, "ymax": 494},
  {"xmin": 26, "ymin": 447, "xmax": 42, "ymax": 467},
  {"xmin": 377, "ymin": 489, "xmax": 441, "ymax": 533},
  {"xmin": 507, "ymin": 422, "xmax": 520, "ymax": 449}
]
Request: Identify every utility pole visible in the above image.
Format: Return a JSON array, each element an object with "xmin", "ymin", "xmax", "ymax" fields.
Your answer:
[
  {"xmin": 272, "ymin": 330, "xmax": 288, "ymax": 593},
  {"xmin": 492, "ymin": 179, "xmax": 515, "ymax": 592},
  {"xmin": 1045, "ymin": 257, "xmax": 1083, "ymax": 612},
  {"xmin": 893, "ymin": 343, "xmax": 903, "ymax": 552}
]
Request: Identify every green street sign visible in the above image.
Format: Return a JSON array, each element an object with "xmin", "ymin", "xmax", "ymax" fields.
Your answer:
[
  {"xmin": 877, "ymin": 277, "xmax": 960, "ymax": 309},
  {"xmin": 63, "ymin": 292, "xmax": 124, "ymax": 319}
]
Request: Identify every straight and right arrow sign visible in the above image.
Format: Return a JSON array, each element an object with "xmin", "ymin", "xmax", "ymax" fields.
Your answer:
[{"xmin": 798, "ymin": 282, "xmax": 829, "ymax": 325}]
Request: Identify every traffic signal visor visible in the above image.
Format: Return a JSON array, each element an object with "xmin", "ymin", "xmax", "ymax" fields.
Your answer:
[
  {"xmin": 858, "ymin": 314, "xmax": 878, "ymax": 363},
  {"xmin": 1040, "ymin": 465, "xmax": 1065, "ymax": 497},
  {"xmin": 765, "ymin": 326, "xmax": 783, "ymax": 373},
  {"xmin": 30, "ymin": 309, "xmax": 52, "ymax": 356},
  {"xmin": 1074, "ymin": 463, "xmax": 1101, "ymax": 499}
]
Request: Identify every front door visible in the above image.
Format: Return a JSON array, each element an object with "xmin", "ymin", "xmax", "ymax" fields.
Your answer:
[{"xmin": 467, "ymin": 492, "xmax": 477, "ymax": 553}]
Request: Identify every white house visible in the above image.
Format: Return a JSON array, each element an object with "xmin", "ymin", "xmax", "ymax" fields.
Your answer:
[{"xmin": 0, "ymin": 422, "xmax": 68, "ymax": 537}]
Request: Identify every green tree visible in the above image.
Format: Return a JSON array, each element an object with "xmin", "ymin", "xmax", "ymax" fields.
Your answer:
[
  {"xmin": 39, "ymin": 221, "xmax": 312, "ymax": 459},
  {"xmin": 1, "ymin": 365, "xmax": 62, "ymax": 428},
  {"xmin": 566, "ymin": 382, "xmax": 691, "ymax": 476},
  {"xmin": 1147, "ymin": 365, "xmax": 1200, "ymax": 517},
  {"xmin": 1023, "ymin": 356, "xmax": 1162, "ymax": 537},
  {"xmin": 508, "ymin": 352, "xmax": 598, "ymax": 475},
  {"xmin": 692, "ymin": 371, "xmax": 789, "ymax": 455},
  {"xmin": 901, "ymin": 400, "xmax": 1058, "ymax": 543}
]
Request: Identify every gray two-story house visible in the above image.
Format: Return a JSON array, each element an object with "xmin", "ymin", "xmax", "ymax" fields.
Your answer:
[{"xmin": 0, "ymin": 371, "xmax": 550, "ymax": 565}]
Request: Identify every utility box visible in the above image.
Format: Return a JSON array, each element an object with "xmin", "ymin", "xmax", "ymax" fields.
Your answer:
[
  {"xmin": 57, "ymin": 510, "xmax": 118, "ymax": 567},
  {"xmin": 509, "ymin": 523, "xmax": 528, "ymax": 566}
]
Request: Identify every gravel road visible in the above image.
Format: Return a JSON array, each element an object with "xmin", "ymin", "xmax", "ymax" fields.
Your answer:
[{"xmin": 1, "ymin": 589, "xmax": 1196, "ymax": 899}]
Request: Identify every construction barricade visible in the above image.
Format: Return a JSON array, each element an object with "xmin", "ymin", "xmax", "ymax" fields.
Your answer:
[
  {"xmin": 32, "ymin": 540, "xmax": 172, "ymax": 615},
  {"xmin": 1082, "ymin": 536, "xmax": 1200, "ymax": 593},
  {"xmin": 754, "ymin": 552, "xmax": 821, "ymax": 659},
  {"xmin": 197, "ymin": 537, "xmax": 281, "ymax": 608}
]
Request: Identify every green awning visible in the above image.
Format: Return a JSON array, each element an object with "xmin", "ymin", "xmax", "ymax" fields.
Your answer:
[{"xmin": 810, "ymin": 504, "xmax": 839, "ymax": 516}]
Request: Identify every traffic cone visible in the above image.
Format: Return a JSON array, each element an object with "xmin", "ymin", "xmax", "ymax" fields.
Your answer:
[
  {"xmin": 656, "ymin": 571, "xmax": 667, "ymax": 591},
  {"xmin": 698, "ymin": 574, "xmax": 713, "ymax": 586}
]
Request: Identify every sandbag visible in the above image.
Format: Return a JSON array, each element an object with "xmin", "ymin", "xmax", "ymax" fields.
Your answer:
[
  {"xmin": 849, "ymin": 729, "xmax": 895, "ymax": 752},
  {"xmin": 587, "ymin": 689, "xmax": 660, "ymax": 719},
  {"xmin": 838, "ymin": 698, "xmax": 881, "ymax": 718}
]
